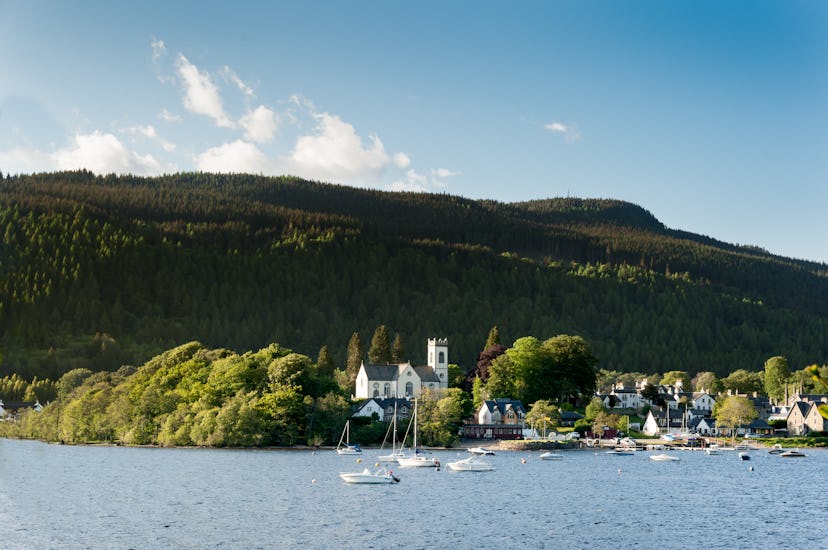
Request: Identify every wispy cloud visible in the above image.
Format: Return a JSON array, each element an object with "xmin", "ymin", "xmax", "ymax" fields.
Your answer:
[
  {"xmin": 123, "ymin": 124, "xmax": 176, "ymax": 152},
  {"xmin": 222, "ymin": 66, "xmax": 255, "ymax": 98},
  {"xmin": 159, "ymin": 108, "xmax": 181, "ymax": 123},
  {"xmin": 175, "ymin": 54, "xmax": 235, "ymax": 128},
  {"xmin": 545, "ymin": 120, "xmax": 581, "ymax": 142},
  {"xmin": 151, "ymin": 38, "xmax": 166, "ymax": 61}
]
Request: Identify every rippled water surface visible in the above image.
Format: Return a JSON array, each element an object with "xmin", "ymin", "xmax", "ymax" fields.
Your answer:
[{"xmin": 1, "ymin": 439, "xmax": 826, "ymax": 549}]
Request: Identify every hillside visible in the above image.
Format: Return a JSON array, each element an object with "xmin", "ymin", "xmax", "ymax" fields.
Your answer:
[{"xmin": 1, "ymin": 171, "xmax": 827, "ymax": 380}]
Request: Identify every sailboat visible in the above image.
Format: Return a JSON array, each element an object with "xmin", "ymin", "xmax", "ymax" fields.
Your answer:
[
  {"xmin": 397, "ymin": 399, "xmax": 439, "ymax": 468},
  {"xmin": 378, "ymin": 401, "xmax": 405, "ymax": 463},
  {"xmin": 336, "ymin": 420, "xmax": 362, "ymax": 455}
]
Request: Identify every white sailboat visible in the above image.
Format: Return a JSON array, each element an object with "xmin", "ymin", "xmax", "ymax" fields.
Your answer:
[
  {"xmin": 397, "ymin": 399, "xmax": 439, "ymax": 468},
  {"xmin": 336, "ymin": 420, "xmax": 362, "ymax": 455},
  {"xmin": 378, "ymin": 401, "xmax": 405, "ymax": 463}
]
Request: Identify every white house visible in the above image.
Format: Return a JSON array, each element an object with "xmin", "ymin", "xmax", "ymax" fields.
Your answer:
[
  {"xmin": 477, "ymin": 399, "xmax": 526, "ymax": 425},
  {"xmin": 351, "ymin": 397, "xmax": 412, "ymax": 422},
  {"xmin": 354, "ymin": 338, "xmax": 449, "ymax": 399},
  {"xmin": 605, "ymin": 385, "xmax": 645, "ymax": 410},
  {"xmin": 691, "ymin": 392, "xmax": 716, "ymax": 412}
]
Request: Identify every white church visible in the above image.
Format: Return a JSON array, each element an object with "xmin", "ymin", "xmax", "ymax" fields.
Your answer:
[{"xmin": 354, "ymin": 338, "xmax": 449, "ymax": 399}]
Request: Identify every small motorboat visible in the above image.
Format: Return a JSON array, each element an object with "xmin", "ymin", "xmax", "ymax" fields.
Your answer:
[
  {"xmin": 738, "ymin": 452, "xmax": 751, "ymax": 461},
  {"xmin": 468, "ymin": 447, "xmax": 495, "ymax": 455},
  {"xmin": 339, "ymin": 467, "xmax": 400, "ymax": 484},
  {"xmin": 649, "ymin": 453, "xmax": 680, "ymax": 462},
  {"xmin": 768, "ymin": 444, "xmax": 785, "ymax": 455},
  {"xmin": 779, "ymin": 449, "xmax": 806, "ymax": 458},
  {"xmin": 705, "ymin": 444, "xmax": 722, "ymax": 455},
  {"xmin": 606, "ymin": 449, "xmax": 634, "ymax": 456},
  {"xmin": 446, "ymin": 456, "xmax": 494, "ymax": 472},
  {"xmin": 539, "ymin": 451, "xmax": 563, "ymax": 460}
]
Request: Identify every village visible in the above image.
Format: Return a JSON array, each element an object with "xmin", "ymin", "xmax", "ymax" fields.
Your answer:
[{"xmin": 345, "ymin": 337, "xmax": 828, "ymax": 449}]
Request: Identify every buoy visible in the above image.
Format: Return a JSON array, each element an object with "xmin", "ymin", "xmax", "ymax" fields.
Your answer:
[
  {"xmin": 749, "ymin": 466, "xmax": 754, "ymax": 471},
  {"xmin": 356, "ymin": 458, "xmax": 362, "ymax": 463},
  {"xmin": 311, "ymin": 479, "xmax": 317, "ymax": 484},
  {"xmin": 375, "ymin": 462, "xmax": 380, "ymax": 467},
  {"xmin": 521, "ymin": 458, "xmax": 527, "ymax": 464},
  {"xmin": 617, "ymin": 468, "xmax": 622, "ymax": 474}
]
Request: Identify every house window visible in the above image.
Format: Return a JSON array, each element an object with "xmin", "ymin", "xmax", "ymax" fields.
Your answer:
[
  {"xmin": 384, "ymin": 383, "xmax": 390, "ymax": 397},
  {"xmin": 373, "ymin": 389, "xmax": 379, "ymax": 397},
  {"xmin": 405, "ymin": 382, "xmax": 413, "ymax": 396}
]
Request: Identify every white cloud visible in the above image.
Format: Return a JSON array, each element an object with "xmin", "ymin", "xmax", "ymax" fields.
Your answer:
[
  {"xmin": 151, "ymin": 38, "xmax": 166, "ymax": 61},
  {"xmin": 432, "ymin": 167, "xmax": 458, "ymax": 179},
  {"xmin": 388, "ymin": 169, "xmax": 429, "ymax": 193},
  {"xmin": 159, "ymin": 108, "xmax": 181, "ymax": 123},
  {"xmin": 240, "ymin": 105, "xmax": 278, "ymax": 143},
  {"xmin": 223, "ymin": 66, "xmax": 255, "ymax": 98},
  {"xmin": 287, "ymin": 112, "xmax": 390, "ymax": 184},
  {"xmin": 52, "ymin": 131, "xmax": 163, "ymax": 175},
  {"xmin": 393, "ymin": 152, "xmax": 411, "ymax": 169},
  {"xmin": 123, "ymin": 124, "xmax": 176, "ymax": 152},
  {"xmin": 0, "ymin": 147, "xmax": 56, "ymax": 174},
  {"xmin": 545, "ymin": 121, "xmax": 581, "ymax": 142},
  {"xmin": 194, "ymin": 139, "xmax": 272, "ymax": 173},
  {"xmin": 175, "ymin": 54, "xmax": 235, "ymax": 128}
]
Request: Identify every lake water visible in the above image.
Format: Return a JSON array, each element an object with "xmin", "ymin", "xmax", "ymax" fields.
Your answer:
[{"xmin": 1, "ymin": 439, "xmax": 826, "ymax": 549}]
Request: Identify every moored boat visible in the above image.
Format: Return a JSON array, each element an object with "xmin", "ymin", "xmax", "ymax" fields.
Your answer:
[
  {"xmin": 540, "ymin": 451, "xmax": 563, "ymax": 460},
  {"xmin": 446, "ymin": 456, "xmax": 494, "ymax": 472},
  {"xmin": 650, "ymin": 453, "xmax": 680, "ymax": 462},
  {"xmin": 779, "ymin": 449, "xmax": 806, "ymax": 458},
  {"xmin": 468, "ymin": 447, "xmax": 495, "ymax": 455},
  {"xmin": 339, "ymin": 467, "xmax": 400, "ymax": 484}
]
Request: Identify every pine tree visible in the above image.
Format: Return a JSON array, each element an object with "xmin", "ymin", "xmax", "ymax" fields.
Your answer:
[
  {"xmin": 316, "ymin": 345, "xmax": 334, "ymax": 378},
  {"xmin": 484, "ymin": 326, "xmax": 501, "ymax": 350},
  {"xmin": 391, "ymin": 333, "xmax": 405, "ymax": 364},
  {"xmin": 345, "ymin": 333, "xmax": 363, "ymax": 388},
  {"xmin": 368, "ymin": 325, "xmax": 391, "ymax": 364}
]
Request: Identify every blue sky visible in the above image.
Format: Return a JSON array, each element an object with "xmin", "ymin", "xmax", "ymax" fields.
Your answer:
[{"xmin": 1, "ymin": 1, "xmax": 826, "ymax": 263}]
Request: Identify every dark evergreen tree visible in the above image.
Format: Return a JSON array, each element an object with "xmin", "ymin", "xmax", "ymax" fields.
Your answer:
[
  {"xmin": 368, "ymin": 325, "xmax": 391, "ymax": 365},
  {"xmin": 391, "ymin": 333, "xmax": 405, "ymax": 364}
]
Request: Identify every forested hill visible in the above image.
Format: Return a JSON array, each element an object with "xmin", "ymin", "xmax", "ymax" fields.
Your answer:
[{"xmin": 1, "ymin": 171, "xmax": 827, "ymax": 381}]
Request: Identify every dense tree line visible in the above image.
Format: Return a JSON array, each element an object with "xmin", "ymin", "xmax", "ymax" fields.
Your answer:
[{"xmin": 1, "ymin": 171, "xmax": 827, "ymax": 383}]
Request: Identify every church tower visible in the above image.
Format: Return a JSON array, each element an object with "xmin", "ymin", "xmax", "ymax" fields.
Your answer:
[{"xmin": 427, "ymin": 338, "xmax": 449, "ymax": 389}]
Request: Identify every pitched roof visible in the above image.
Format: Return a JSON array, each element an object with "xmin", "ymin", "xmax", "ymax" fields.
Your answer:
[{"xmin": 483, "ymin": 398, "xmax": 526, "ymax": 416}]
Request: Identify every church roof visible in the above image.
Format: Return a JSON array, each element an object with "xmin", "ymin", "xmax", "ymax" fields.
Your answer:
[{"xmin": 361, "ymin": 363, "xmax": 409, "ymax": 381}]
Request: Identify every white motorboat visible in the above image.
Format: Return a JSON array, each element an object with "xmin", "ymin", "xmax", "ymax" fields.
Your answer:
[
  {"xmin": 336, "ymin": 420, "xmax": 362, "ymax": 455},
  {"xmin": 339, "ymin": 467, "xmax": 400, "ymax": 484},
  {"xmin": 705, "ymin": 444, "xmax": 722, "ymax": 455},
  {"xmin": 446, "ymin": 456, "xmax": 494, "ymax": 472},
  {"xmin": 606, "ymin": 449, "xmax": 634, "ymax": 456},
  {"xmin": 768, "ymin": 444, "xmax": 785, "ymax": 455},
  {"xmin": 539, "ymin": 451, "xmax": 563, "ymax": 460},
  {"xmin": 468, "ymin": 447, "xmax": 495, "ymax": 455},
  {"xmin": 779, "ymin": 449, "xmax": 806, "ymax": 458},
  {"xmin": 650, "ymin": 453, "xmax": 680, "ymax": 462}
]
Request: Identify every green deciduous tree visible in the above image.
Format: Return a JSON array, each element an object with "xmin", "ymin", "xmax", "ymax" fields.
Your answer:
[
  {"xmin": 525, "ymin": 399, "xmax": 560, "ymax": 438},
  {"xmin": 722, "ymin": 369, "xmax": 762, "ymax": 394},
  {"xmin": 714, "ymin": 395, "xmax": 758, "ymax": 441},
  {"xmin": 763, "ymin": 356, "xmax": 790, "ymax": 404}
]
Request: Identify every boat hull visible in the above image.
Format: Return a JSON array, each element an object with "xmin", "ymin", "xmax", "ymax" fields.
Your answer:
[{"xmin": 339, "ymin": 468, "xmax": 398, "ymax": 483}]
